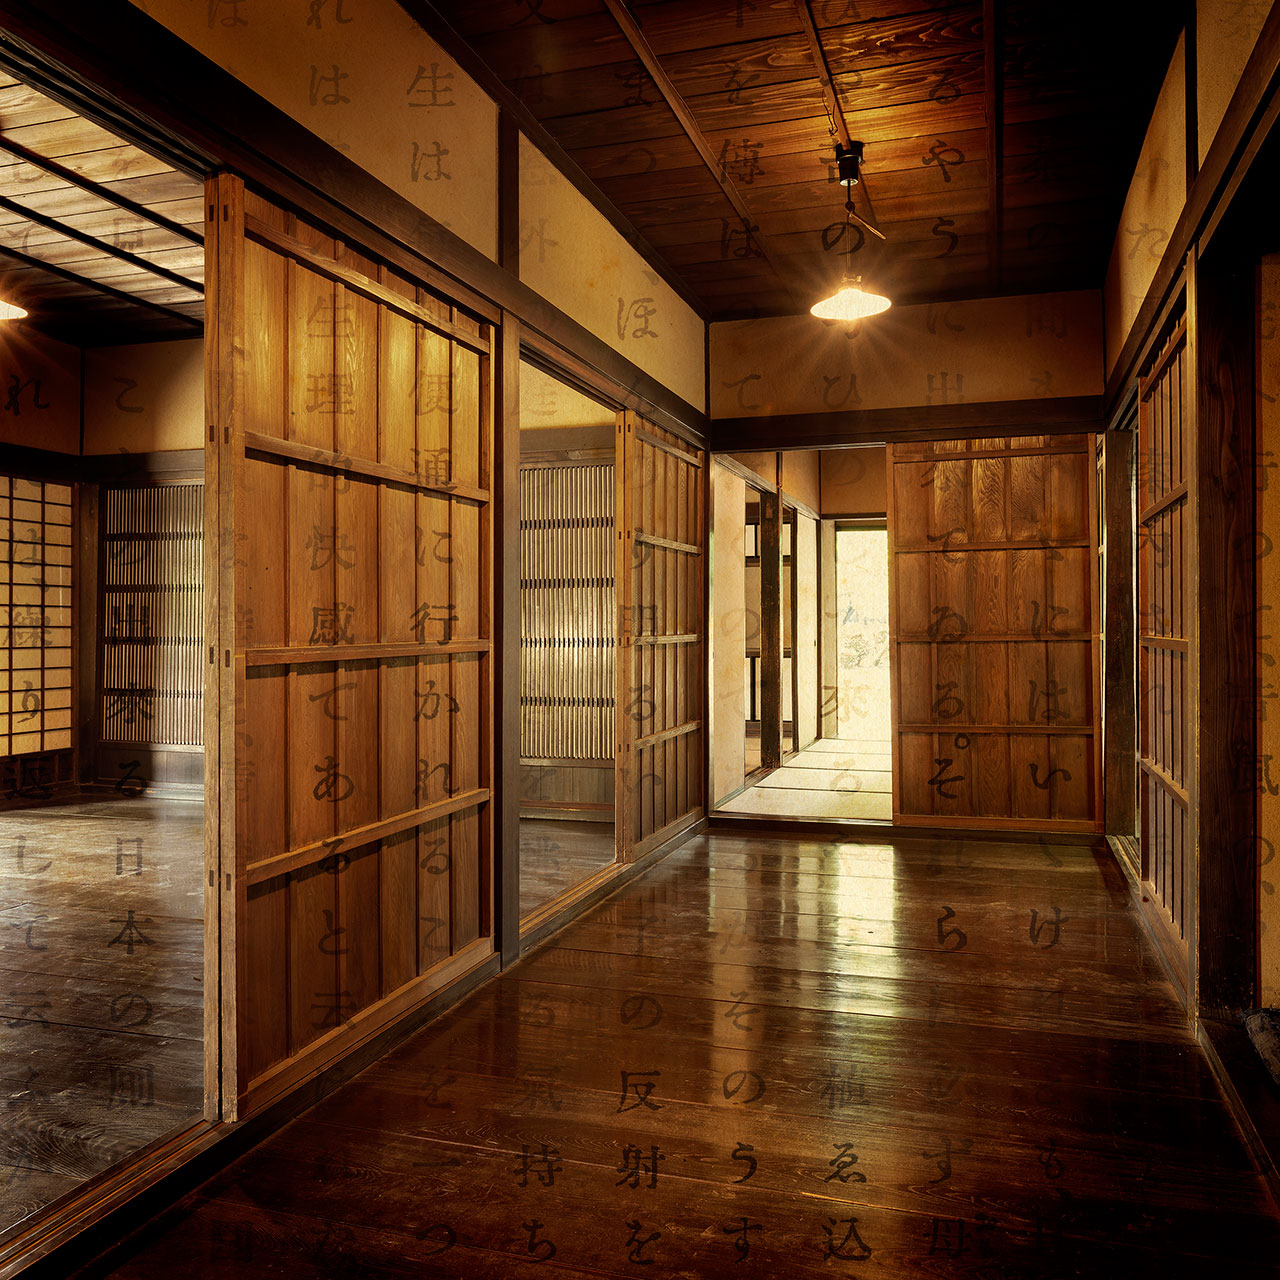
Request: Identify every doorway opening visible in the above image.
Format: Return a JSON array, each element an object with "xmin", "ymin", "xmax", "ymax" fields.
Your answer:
[
  {"xmin": 0, "ymin": 73, "xmax": 206, "ymax": 1236},
  {"xmin": 517, "ymin": 361, "xmax": 618, "ymax": 922}
]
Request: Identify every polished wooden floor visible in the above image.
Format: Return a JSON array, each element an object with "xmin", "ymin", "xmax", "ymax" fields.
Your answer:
[
  {"xmin": 0, "ymin": 793, "xmax": 203, "ymax": 1235},
  {"xmin": 519, "ymin": 818, "xmax": 617, "ymax": 920},
  {"xmin": 80, "ymin": 830, "xmax": 1280, "ymax": 1277}
]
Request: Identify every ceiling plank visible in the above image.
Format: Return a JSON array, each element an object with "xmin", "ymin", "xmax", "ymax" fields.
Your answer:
[
  {"xmin": 599, "ymin": 0, "xmax": 798, "ymax": 304},
  {"xmin": 983, "ymin": 0, "xmax": 1004, "ymax": 293},
  {"xmin": 0, "ymin": 190, "xmax": 202, "ymax": 293},
  {"xmin": 0, "ymin": 239, "xmax": 202, "ymax": 329},
  {"xmin": 0, "ymin": 133, "xmax": 202, "ymax": 244}
]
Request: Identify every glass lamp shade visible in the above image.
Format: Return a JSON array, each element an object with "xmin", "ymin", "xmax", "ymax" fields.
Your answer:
[
  {"xmin": 810, "ymin": 279, "xmax": 890, "ymax": 321},
  {"xmin": 0, "ymin": 298, "xmax": 28, "ymax": 321}
]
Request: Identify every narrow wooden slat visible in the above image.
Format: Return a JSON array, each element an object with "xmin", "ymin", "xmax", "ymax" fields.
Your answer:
[
  {"xmin": 244, "ymin": 213, "xmax": 489, "ymax": 354},
  {"xmin": 243, "ymin": 432, "xmax": 487, "ymax": 504},
  {"xmin": 246, "ymin": 788, "xmax": 492, "ymax": 887}
]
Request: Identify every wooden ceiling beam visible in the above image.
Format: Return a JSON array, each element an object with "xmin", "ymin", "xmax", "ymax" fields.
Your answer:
[
  {"xmin": 794, "ymin": 0, "xmax": 884, "ymax": 240},
  {"xmin": 598, "ymin": 0, "xmax": 801, "ymax": 305}
]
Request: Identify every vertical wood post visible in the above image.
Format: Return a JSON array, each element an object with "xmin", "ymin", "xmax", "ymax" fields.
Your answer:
[
  {"xmin": 760, "ymin": 489, "xmax": 783, "ymax": 769},
  {"xmin": 494, "ymin": 311, "xmax": 521, "ymax": 966}
]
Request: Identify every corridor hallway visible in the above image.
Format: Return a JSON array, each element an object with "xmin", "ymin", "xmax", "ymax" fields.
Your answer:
[
  {"xmin": 718, "ymin": 737, "xmax": 893, "ymax": 820},
  {"xmin": 79, "ymin": 831, "xmax": 1280, "ymax": 1277}
]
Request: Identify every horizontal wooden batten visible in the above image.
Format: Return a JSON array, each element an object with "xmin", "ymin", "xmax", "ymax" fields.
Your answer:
[
  {"xmin": 712, "ymin": 397, "xmax": 1104, "ymax": 450},
  {"xmin": 1139, "ymin": 483, "xmax": 1190, "ymax": 523},
  {"xmin": 1139, "ymin": 757, "xmax": 1191, "ymax": 807},
  {"xmin": 243, "ymin": 935, "xmax": 495, "ymax": 1112},
  {"xmin": 245, "ymin": 787, "xmax": 491, "ymax": 886},
  {"xmin": 635, "ymin": 532, "xmax": 699, "ymax": 555},
  {"xmin": 635, "ymin": 426, "xmax": 702, "ymax": 466},
  {"xmin": 896, "ymin": 631, "xmax": 1093, "ymax": 644},
  {"xmin": 244, "ymin": 213, "xmax": 489, "ymax": 354},
  {"xmin": 633, "ymin": 718, "xmax": 702, "ymax": 750},
  {"xmin": 898, "ymin": 722, "xmax": 1093, "ymax": 735},
  {"xmin": 243, "ymin": 640, "xmax": 491, "ymax": 667},
  {"xmin": 520, "ymin": 756, "xmax": 613, "ymax": 769},
  {"xmin": 1140, "ymin": 635, "xmax": 1190, "ymax": 652},
  {"xmin": 633, "ymin": 633, "xmax": 698, "ymax": 646},
  {"xmin": 242, "ymin": 433, "xmax": 489, "ymax": 504},
  {"xmin": 895, "ymin": 539, "xmax": 1092, "ymax": 553}
]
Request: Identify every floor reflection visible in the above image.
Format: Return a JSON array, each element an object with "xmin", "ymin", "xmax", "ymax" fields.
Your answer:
[{"xmin": 0, "ymin": 793, "xmax": 203, "ymax": 1231}]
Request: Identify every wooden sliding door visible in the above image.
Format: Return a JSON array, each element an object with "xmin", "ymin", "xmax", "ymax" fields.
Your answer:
[
  {"xmin": 888, "ymin": 435, "xmax": 1100, "ymax": 830},
  {"xmin": 206, "ymin": 175, "xmax": 493, "ymax": 1117},
  {"xmin": 616, "ymin": 412, "xmax": 705, "ymax": 858},
  {"xmin": 1137, "ymin": 316, "xmax": 1191, "ymax": 974}
]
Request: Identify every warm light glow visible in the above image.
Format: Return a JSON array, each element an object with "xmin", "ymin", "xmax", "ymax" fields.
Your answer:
[
  {"xmin": 810, "ymin": 279, "xmax": 891, "ymax": 321},
  {"xmin": 0, "ymin": 298, "xmax": 28, "ymax": 321}
]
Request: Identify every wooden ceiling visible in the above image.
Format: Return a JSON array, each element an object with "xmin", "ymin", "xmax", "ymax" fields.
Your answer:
[
  {"xmin": 0, "ymin": 73, "xmax": 204, "ymax": 347},
  {"xmin": 434, "ymin": 0, "xmax": 1183, "ymax": 319}
]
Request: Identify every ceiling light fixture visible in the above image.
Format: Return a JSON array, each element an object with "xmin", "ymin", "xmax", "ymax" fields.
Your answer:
[
  {"xmin": 0, "ymin": 298, "xmax": 28, "ymax": 321},
  {"xmin": 812, "ymin": 138, "xmax": 891, "ymax": 322}
]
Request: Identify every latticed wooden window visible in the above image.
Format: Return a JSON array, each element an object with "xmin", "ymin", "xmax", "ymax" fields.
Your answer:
[{"xmin": 0, "ymin": 475, "xmax": 72, "ymax": 757}]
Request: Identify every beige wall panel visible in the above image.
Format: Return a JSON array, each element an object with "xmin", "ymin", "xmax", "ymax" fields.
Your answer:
[
  {"xmin": 519, "ymin": 136, "xmax": 705, "ymax": 410},
  {"xmin": 1198, "ymin": 0, "xmax": 1274, "ymax": 165},
  {"xmin": 728, "ymin": 452, "xmax": 777, "ymax": 487},
  {"xmin": 0, "ymin": 327, "xmax": 81, "ymax": 453},
  {"xmin": 1103, "ymin": 34, "xmax": 1187, "ymax": 376},
  {"xmin": 781, "ymin": 449, "xmax": 821, "ymax": 511},
  {"xmin": 519, "ymin": 361, "xmax": 615, "ymax": 429},
  {"xmin": 822, "ymin": 446, "xmax": 887, "ymax": 514},
  {"xmin": 83, "ymin": 339, "xmax": 203, "ymax": 454},
  {"xmin": 795, "ymin": 512, "xmax": 818, "ymax": 749},
  {"xmin": 1259, "ymin": 254, "xmax": 1280, "ymax": 1002},
  {"xmin": 711, "ymin": 462, "xmax": 746, "ymax": 806},
  {"xmin": 712, "ymin": 290, "xmax": 1102, "ymax": 418},
  {"xmin": 130, "ymin": 0, "xmax": 498, "ymax": 258}
]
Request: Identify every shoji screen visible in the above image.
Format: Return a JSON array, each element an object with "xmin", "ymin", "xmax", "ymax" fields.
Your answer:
[
  {"xmin": 207, "ymin": 176, "xmax": 493, "ymax": 1116},
  {"xmin": 888, "ymin": 435, "xmax": 1100, "ymax": 831},
  {"xmin": 617, "ymin": 413, "xmax": 705, "ymax": 857}
]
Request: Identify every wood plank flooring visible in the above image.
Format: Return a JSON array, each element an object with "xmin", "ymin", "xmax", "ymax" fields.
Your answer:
[
  {"xmin": 721, "ymin": 736, "xmax": 894, "ymax": 819},
  {"xmin": 77, "ymin": 829, "xmax": 1280, "ymax": 1277},
  {"xmin": 519, "ymin": 819, "xmax": 616, "ymax": 920},
  {"xmin": 0, "ymin": 793, "xmax": 204, "ymax": 1236}
]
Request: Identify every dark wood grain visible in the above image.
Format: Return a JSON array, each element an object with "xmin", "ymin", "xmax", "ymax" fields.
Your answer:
[{"xmin": 74, "ymin": 827, "xmax": 1280, "ymax": 1279}]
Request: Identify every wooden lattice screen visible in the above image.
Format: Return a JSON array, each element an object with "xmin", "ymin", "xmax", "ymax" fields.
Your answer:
[
  {"xmin": 617, "ymin": 412, "xmax": 705, "ymax": 857},
  {"xmin": 207, "ymin": 175, "xmax": 493, "ymax": 1117},
  {"xmin": 100, "ymin": 482, "xmax": 204, "ymax": 747},
  {"xmin": 519, "ymin": 462, "xmax": 615, "ymax": 762},
  {"xmin": 1137, "ymin": 315, "xmax": 1191, "ymax": 975}
]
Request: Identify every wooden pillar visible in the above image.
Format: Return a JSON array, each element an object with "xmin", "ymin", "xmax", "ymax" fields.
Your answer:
[
  {"xmin": 1191, "ymin": 242, "xmax": 1258, "ymax": 1016},
  {"xmin": 759, "ymin": 488, "xmax": 783, "ymax": 768},
  {"xmin": 820, "ymin": 518, "xmax": 839, "ymax": 740},
  {"xmin": 1103, "ymin": 423, "xmax": 1137, "ymax": 843},
  {"xmin": 494, "ymin": 311, "xmax": 521, "ymax": 966}
]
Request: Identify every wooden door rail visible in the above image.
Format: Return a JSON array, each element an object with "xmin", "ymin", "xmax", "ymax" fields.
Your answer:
[
  {"xmin": 245, "ymin": 787, "xmax": 491, "ymax": 885},
  {"xmin": 243, "ymin": 432, "xmax": 489, "ymax": 504},
  {"xmin": 244, "ymin": 213, "xmax": 490, "ymax": 355},
  {"xmin": 244, "ymin": 639, "xmax": 491, "ymax": 667}
]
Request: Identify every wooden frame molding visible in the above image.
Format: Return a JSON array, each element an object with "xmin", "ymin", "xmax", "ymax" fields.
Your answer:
[{"xmin": 712, "ymin": 396, "xmax": 1104, "ymax": 451}]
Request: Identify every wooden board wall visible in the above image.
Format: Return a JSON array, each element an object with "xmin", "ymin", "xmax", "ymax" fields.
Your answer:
[
  {"xmin": 1137, "ymin": 317, "xmax": 1190, "ymax": 985},
  {"xmin": 207, "ymin": 175, "xmax": 493, "ymax": 1118},
  {"xmin": 887, "ymin": 435, "xmax": 1100, "ymax": 831},
  {"xmin": 617, "ymin": 412, "xmax": 705, "ymax": 856}
]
